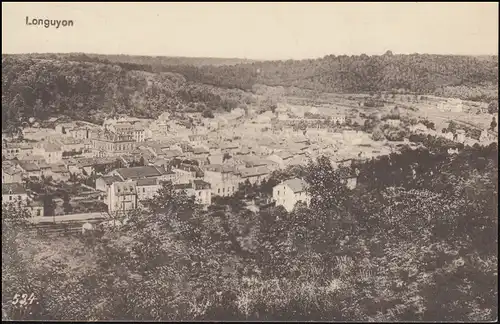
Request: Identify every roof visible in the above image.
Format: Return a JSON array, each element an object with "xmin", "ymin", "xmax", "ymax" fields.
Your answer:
[
  {"xmin": 162, "ymin": 149, "xmax": 183, "ymax": 158},
  {"xmin": 239, "ymin": 166, "xmax": 270, "ymax": 178},
  {"xmin": 282, "ymin": 178, "xmax": 308, "ymax": 193},
  {"xmin": 207, "ymin": 154, "xmax": 224, "ymax": 165},
  {"xmin": 43, "ymin": 142, "xmax": 63, "ymax": 152},
  {"xmin": 192, "ymin": 179, "xmax": 211, "ymax": 190},
  {"xmin": 193, "ymin": 147, "xmax": 209, "ymax": 154},
  {"xmin": 51, "ymin": 164, "xmax": 68, "ymax": 173},
  {"xmin": 136, "ymin": 178, "xmax": 160, "ymax": 187},
  {"xmin": 204, "ymin": 164, "xmax": 237, "ymax": 174},
  {"xmin": 2, "ymin": 183, "xmax": 27, "ymax": 195},
  {"xmin": 173, "ymin": 183, "xmax": 192, "ymax": 190},
  {"xmin": 99, "ymin": 175, "xmax": 122, "ymax": 185},
  {"xmin": 113, "ymin": 181, "xmax": 137, "ymax": 196},
  {"xmin": 274, "ymin": 151, "xmax": 294, "ymax": 160},
  {"xmin": 115, "ymin": 166, "xmax": 163, "ymax": 180},
  {"xmin": 18, "ymin": 161, "xmax": 41, "ymax": 172}
]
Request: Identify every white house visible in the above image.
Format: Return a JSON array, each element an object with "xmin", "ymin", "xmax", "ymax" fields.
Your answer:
[
  {"xmin": 107, "ymin": 180, "xmax": 138, "ymax": 213},
  {"xmin": 273, "ymin": 178, "xmax": 311, "ymax": 212}
]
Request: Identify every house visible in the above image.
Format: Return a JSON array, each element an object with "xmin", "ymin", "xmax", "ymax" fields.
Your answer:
[
  {"xmin": 2, "ymin": 183, "xmax": 28, "ymax": 207},
  {"xmin": 267, "ymin": 151, "xmax": 294, "ymax": 169},
  {"xmin": 455, "ymin": 130, "xmax": 466, "ymax": 143},
  {"xmin": 96, "ymin": 175, "xmax": 123, "ymax": 192},
  {"xmin": 17, "ymin": 161, "xmax": 42, "ymax": 179},
  {"xmin": 2, "ymin": 167, "xmax": 23, "ymax": 183},
  {"xmin": 188, "ymin": 134, "xmax": 209, "ymax": 146},
  {"xmin": 49, "ymin": 164, "xmax": 70, "ymax": 182},
  {"xmin": 2, "ymin": 183, "xmax": 44, "ymax": 217},
  {"xmin": 32, "ymin": 142, "xmax": 64, "ymax": 164},
  {"xmin": 331, "ymin": 115, "xmax": 346, "ymax": 125},
  {"xmin": 207, "ymin": 154, "xmax": 224, "ymax": 165},
  {"xmin": 238, "ymin": 166, "xmax": 270, "ymax": 185},
  {"xmin": 2, "ymin": 142, "xmax": 34, "ymax": 160},
  {"xmin": 136, "ymin": 178, "xmax": 162, "ymax": 202},
  {"xmin": 173, "ymin": 179, "xmax": 212, "ymax": 207},
  {"xmin": 107, "ymin": 180, "xmax": 138, "ymax": 213},
  {"xmin": 273, "ymin": 178, "xmax": 311, "ymax": 212},
  {"xmin": 109, "ymin": 165, "xmax": 167, "ymax": 182},
  {"xmin": 92, "ymin": 131, "xmax": 136, "ymax": 157},
  {"xmin": 203, "ymin": 164, "xmax": 241, "ymax": 197}
]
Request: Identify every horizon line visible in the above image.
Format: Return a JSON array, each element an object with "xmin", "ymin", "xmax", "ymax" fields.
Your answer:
[{"xmin": 1, "ymin": 51, "xmax": 498, "ymax": 62}]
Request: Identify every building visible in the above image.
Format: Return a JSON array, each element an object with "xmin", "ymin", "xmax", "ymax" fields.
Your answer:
[
  {"xmin": 203, "ymin": 164, "xmax": 241, "ymax": 197},
  {"xmin": 2, "ymin": 167, "xmax": 23, "ymax": 183},
  {"xmin": 32, "ymin": 142, "xmax": 64, "ymax": 164},
  {"xmin": 107, "ymin": 180, "xmax": 138, "ymax": 213},
  {"xmin": 2, "ymin": 183, "xmax": 28, "ymax": 207},
  {"xmin": 173, "ymin": 179, "xmax": 212, "ymax": 207},
  {"xmin": 2, "ymin": 142, "xmax": 34, "ymax": 160},
  {"xmin": 92, "ymin": 130, "xmax": 136, "ymax": 157},
  {"xmin": 273, "ymin": 178, "xmax": 311, "ymax": 212},
  {"xmin": 238, "ymin": 166, "xmax": 270, "ymax": 186},
  {"xmin": 188, "ymin": 134, "xmax": 209, "ymax": 147},
  {"xmin": 2, "ymin": 183, "xmax": 44, "ymax": 217},
  {"xmin": 136, "ymin": 178, "xmax": 162, "ymax": 201},
  {"xmin": 95, "ymin": 175, "xmax": 123, "ymax": 193},
  {"xmin": 108, "ymin": 165, "xmax": 173, "ymax": 182}
]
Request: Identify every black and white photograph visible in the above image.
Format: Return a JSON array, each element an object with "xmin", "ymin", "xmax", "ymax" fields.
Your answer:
[{"xmin": 1, "ymin": 2, "xmax": 498, "ymax": 321}]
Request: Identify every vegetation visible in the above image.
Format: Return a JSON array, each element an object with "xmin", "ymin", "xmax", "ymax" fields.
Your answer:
[
  {"xmin": 3, "ymin": 141, "xmax": 497, "ymax": 321},
  {"xmin": 3, "ymin": 53, "xmax": 497, "ymax": 133},
  {"xmin": 1, "ymin": 56, "xmax": 254, "ymax": 132}
]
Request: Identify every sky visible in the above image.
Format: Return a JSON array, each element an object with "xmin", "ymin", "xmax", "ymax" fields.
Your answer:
[{"xmin": 2, "ymin": 2, "xmax": 498, "ymax": 60}]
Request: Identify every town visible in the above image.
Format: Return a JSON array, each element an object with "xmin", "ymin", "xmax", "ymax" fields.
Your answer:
[{"xmin": 2, "ymin": 94, "xmax": 498, "ymax": 230}]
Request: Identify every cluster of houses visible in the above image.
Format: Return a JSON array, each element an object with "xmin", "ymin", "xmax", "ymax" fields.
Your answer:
[{"xmin": 2, "ymin": 104, "xmax": 370, "ymax": 217}]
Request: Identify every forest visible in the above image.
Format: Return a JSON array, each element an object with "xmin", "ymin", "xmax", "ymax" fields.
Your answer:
[
  {"xmin": 1, "ymin": 56, "xmax": 253, "ymax": 133},
  {"xmin": 3, "ymin": 141, "xmax": 498, "ymax": 321},
  {"xmin": 2, "ymin": 52, "xmax": 498, "ymax": 133}
]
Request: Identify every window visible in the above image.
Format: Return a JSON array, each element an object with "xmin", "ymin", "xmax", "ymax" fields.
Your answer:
[
  {"xmin": 37, "ymin": 209, "xmax": 41, "ymax": 216},
  {"xmin": 278, "ymin": 190, "xmax": 280, "ymax": 196},
  {"xmin": 223, "ymin": 188, "xmax": 225, "ymax": 193},
  {"xmin": 143, "ymin": 188, "xmax": 145, "ymax": 193},
  {"xmin": 198, "ymin": 191, "xmax": 201, "ymax": 196},
  {"xmin": 218, "ymin": 188, "xmax": 220, "ymax": 194},
  {"xmin": 18, "ymin": 195, "xmax": 21, "ymax": 200},
  {"xmin": 9, "ymin": 196, "xmax": 12, "ymax": 201}
]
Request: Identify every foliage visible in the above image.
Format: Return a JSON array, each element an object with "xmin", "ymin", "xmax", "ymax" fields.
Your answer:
[{"xmin": 2, "ymin": 144, "xmax": 497, "ymax": 321}]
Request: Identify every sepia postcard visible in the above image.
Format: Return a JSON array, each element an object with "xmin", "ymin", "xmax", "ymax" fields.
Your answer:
[{"xmin": 1, "ymin": 2, "xmax": 498, "ymax": 322}]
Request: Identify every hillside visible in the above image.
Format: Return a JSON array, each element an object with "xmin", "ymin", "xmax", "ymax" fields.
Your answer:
[
  {"xmin": 1, "ymin": 56, "xmax": 255, "ymax": 131},
  {"xmin": 2, "ymin": 53, "xmax": 258, "ymax": 67},
  {"xmin": 2, "ymin": 52, "xmax": 498, "ymax": 132},
  {"xmin": 22, "ymin": 52, "xmax": 497, "ymax": 100}
]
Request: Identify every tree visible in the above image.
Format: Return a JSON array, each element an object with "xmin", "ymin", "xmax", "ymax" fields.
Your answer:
[
  {"xmin": 42, "ymin": 194, "xmax": 56, "ymax": 216},
  {"xmin": 202, "ymin": 109, "xmax": 214, "ymax": 118},
  {"xmin": 447, "ymin": 120, "xmax": 458, "ymax": 134},
  {"xmin": 372, "ymin": 127, "xmax": 385, "ymax": 141},
  {"xmin": 62, "ymin": 191, "xmax": 73, "ymax": 214},
  {"xmin": 490, "ymin": 117, "xmax": 497, "ymax": 131},
  {"xmin": 487, "ymin": 101, "xmax": 498, "ymax": 114}
]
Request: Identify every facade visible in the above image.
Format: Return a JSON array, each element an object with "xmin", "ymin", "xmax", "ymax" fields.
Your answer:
[
  {"xmin": 173, "ymin": 179, "xmax": 212, "ymax": 207},
  {"xmin": 92, "ymin": 131, "xmax": 136, "ymax": 157},
  {"xmin": 2, "ymin": 183, "xmax": 44, "ymax": 217},
  {"xmin": 203, "ymin": 164, "xmax": 241, "ymax": 197},
  {"xmin": 273, "ymin": 178, "xmax": 311, "ymax": 212},
  {"xmin": 238, "ymin": 166, "xmax": 270, "ymax": 186},
  {"xmin": 136, "ymin": 178, "xmax": 162, "ymax": 201},
  {"xmin": 107, "ymin": 181, "xmax": 138, "ymax": 213},
  {"xmin": 32, "ymin": 143, "xmax": 64, "ymax": 164}
]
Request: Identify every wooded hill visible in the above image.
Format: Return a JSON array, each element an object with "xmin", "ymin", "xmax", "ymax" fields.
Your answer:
[{"xmin": 2, "ymin": 52, "xmax": 498, "ymax": 131}]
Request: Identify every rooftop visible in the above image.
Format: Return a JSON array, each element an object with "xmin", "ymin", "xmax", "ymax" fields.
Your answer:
[
  {"xmin": 136, "ymin": 178, "xmax": 160, "ymax": 187},
  {"xmin": 282, "ymin": 178, "xmax": 309, "ymax": 193},
  {"xmin": 115, "ymin": 166, "xmax": 163, "ymax": 180},
  {"xmin": 2, "ymin": 183, "xmax": 27, "ymax": 195}
]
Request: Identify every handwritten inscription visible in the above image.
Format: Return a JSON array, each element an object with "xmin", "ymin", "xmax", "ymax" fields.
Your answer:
[{"xmin": 26, "ymin": 16, "xmax": 74, "ymax": 28}]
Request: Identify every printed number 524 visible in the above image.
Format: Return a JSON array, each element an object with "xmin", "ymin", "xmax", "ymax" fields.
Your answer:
[{"xmin": 12, "ymin": 293, "xmax": 36, "ymax": 305}]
